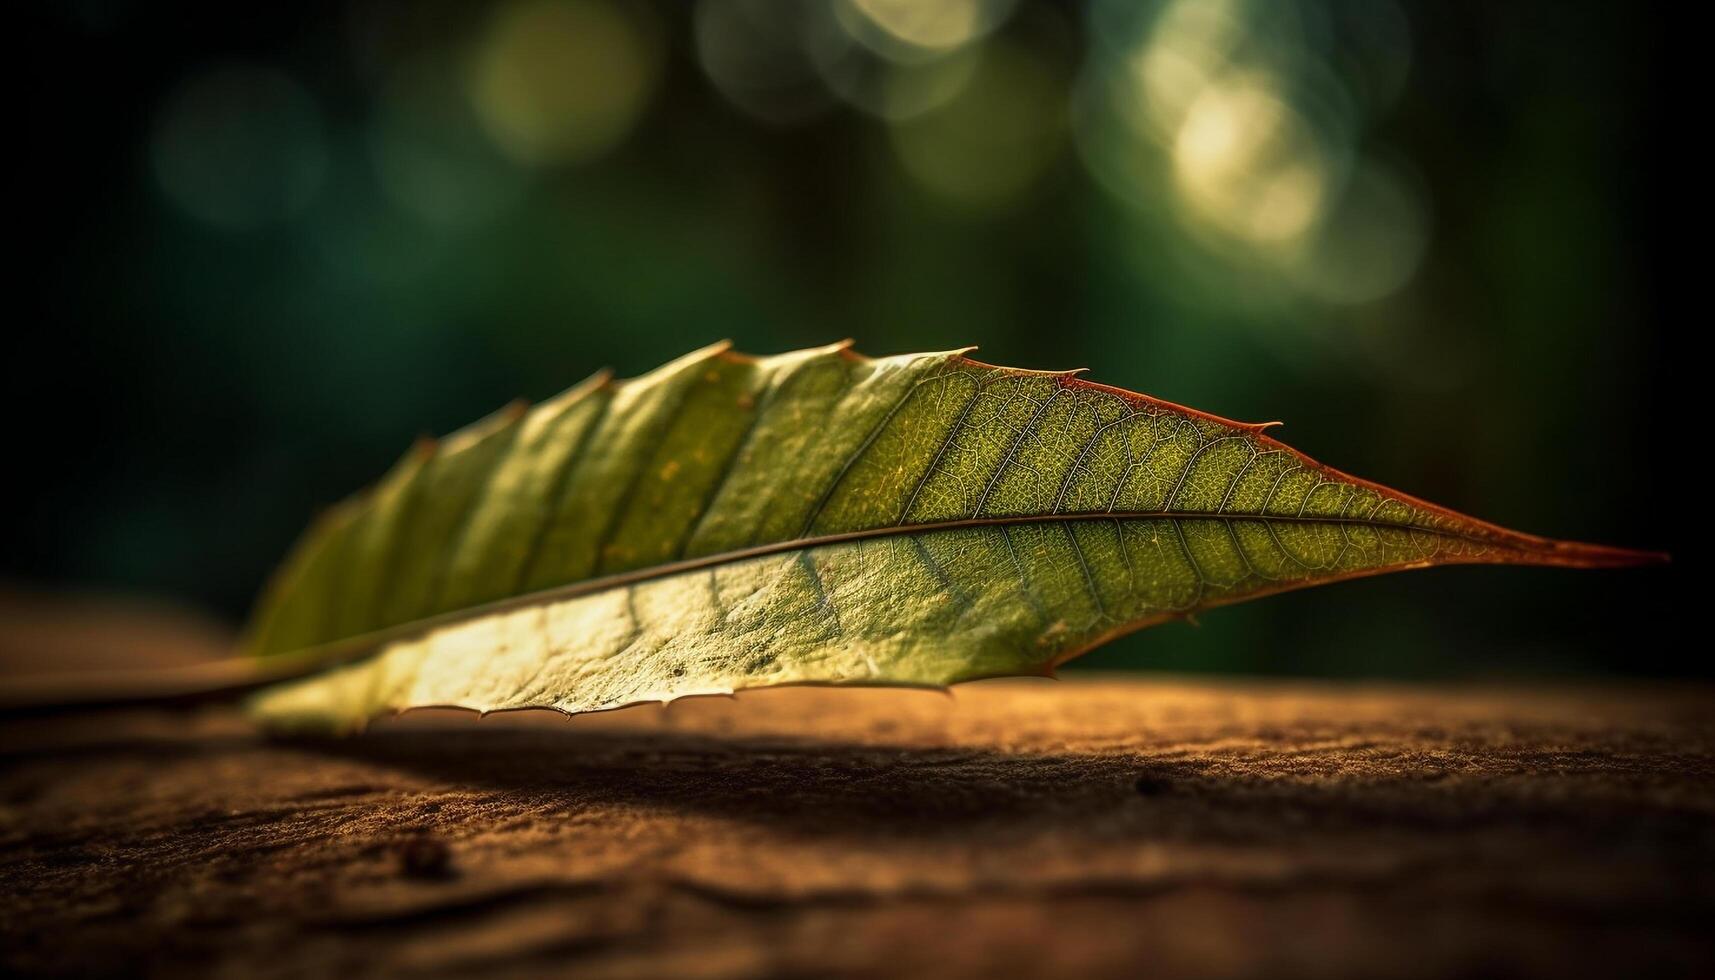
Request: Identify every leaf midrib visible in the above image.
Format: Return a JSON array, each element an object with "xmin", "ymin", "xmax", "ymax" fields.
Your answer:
[{"xmin": 271, "ymin": 510, "xmax": 1505, "ymax": 668}]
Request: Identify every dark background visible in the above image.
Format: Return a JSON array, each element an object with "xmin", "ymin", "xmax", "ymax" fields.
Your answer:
[{"xmin": 11, "ymin": 0, "xmax": 1680, "ymax": 679}]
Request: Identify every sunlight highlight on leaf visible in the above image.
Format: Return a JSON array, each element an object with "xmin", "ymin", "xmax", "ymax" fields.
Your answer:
[{"xmin": 245, "ymin": 343, "xmax": 1661, "ymax": 732}]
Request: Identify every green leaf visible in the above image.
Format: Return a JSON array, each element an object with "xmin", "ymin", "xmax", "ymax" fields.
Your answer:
[{"xmin": 245, "ymin": 342, "xmax": 1660, "ymax": 732}]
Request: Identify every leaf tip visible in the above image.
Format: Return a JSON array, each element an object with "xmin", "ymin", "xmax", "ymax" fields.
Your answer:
[{"xmin": 1523, "ymin": 539, "xmax": 1670, "ymax": 569}]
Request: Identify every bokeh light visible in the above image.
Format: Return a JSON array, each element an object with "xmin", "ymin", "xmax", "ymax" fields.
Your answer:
[
  {"xmin": 1171, "ymin": 72, "xmax": 1330, "ymax": 245},
  {"xmin": 151, "ymin": 66, "xmax": 328, "ymax": 230},
  {"xmin": 1287, "ymin": 155, "xmax": 1429, "ymax": 305},
  {"xmin": 694, "ymin": 0, "xmax": 837, "ymax": 125},
  {"xmin": 370, "ymin": 49, "xmax": 527, "ymax": 227},
  {"xmin": 1125, "ymin": 0, "xmax": 1246, "ymax": 143},
  {"xmin": 1075, "ymin": 0, "xmax": 1420, "ymax": 306},
  {"xmin": 890, "ymin": 40, "xmax": 1062, "ymax": 210},
  {"xmin": 838, "ymin": 0, "xmax": 1016, "ymax": 59},
  {"xmin": 806, "ymin": 8, "xmax": 980, "ymax": 121},
  {"xmin": 469, "ymin": 0, "xmax": 661, "ymax": 167}
]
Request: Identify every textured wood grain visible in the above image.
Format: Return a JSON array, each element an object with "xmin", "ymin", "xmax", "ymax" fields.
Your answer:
[{"xmin": 3, "ymin": 676, "xmax": 1712, "ymax": 979}]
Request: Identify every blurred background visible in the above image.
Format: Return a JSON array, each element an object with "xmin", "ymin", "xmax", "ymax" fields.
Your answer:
[{"xmin": 12, "ymin": 0, "xmax": 1678, "ymax": 679}]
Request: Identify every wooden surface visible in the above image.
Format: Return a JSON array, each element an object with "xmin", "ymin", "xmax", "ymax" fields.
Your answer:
[{"xmin": 2, "ymin": 676, "xmax": 1713, "ymax": 978}]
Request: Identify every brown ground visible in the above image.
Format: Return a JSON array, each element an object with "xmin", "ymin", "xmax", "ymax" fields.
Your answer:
[{"xmin": 2, "ymin": 676, "xmax": 1713, "ymax": 979}]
